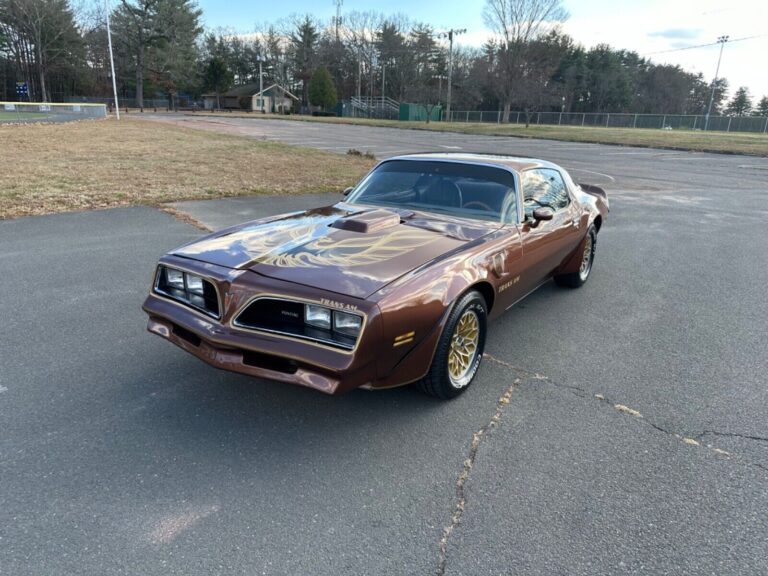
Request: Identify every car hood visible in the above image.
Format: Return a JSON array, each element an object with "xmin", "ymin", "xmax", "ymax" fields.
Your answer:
[{"xmin": 173, "ymin": 203, "xmax": 500, "ymax": 298}]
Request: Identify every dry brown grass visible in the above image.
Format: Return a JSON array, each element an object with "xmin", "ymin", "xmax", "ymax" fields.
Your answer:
[{"xmin": 0, "ymin": 118, "xmax": 374, "ymax": 219}]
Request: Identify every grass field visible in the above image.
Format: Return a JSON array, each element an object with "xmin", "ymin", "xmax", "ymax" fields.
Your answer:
[
  {"xmin": 0, "ymin": 118, "xmax": 374, "ymax": 219},
  {"xmin": 191, "ymin": 111, "xmax": 768, "ymax": 157}
]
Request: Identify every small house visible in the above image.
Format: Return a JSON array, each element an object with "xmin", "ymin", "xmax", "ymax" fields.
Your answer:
[{"xmin": 202, "ymin": 83, "xmax": 299, "ymax": 113}]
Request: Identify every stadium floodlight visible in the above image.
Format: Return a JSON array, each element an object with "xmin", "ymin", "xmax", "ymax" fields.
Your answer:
[{"xmin": 704, "ymin": 35, "xmax": 729, "ymax": 131}]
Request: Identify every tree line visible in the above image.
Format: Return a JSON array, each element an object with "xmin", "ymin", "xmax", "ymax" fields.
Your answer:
[{"xmin": 1, "ymin": 0, "xmax": 767, "ymax": 118}]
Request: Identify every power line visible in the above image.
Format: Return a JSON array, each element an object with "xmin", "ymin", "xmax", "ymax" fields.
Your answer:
[{"xmin": 643, "ymin": 34, "xmax": 766, "ymax": 56}]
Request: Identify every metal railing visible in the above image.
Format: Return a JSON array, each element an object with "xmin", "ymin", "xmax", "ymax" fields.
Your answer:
[
  {"xmin": 0, "ymin": 102, "xmax": 107, "ymax": 124},
  {"xmin": 445, "ymin": 110, "xmax": 768, "ymax": 134},
  {"xmin": 348, "ymin": 97, "xmax": 400, "ymax": 120}
]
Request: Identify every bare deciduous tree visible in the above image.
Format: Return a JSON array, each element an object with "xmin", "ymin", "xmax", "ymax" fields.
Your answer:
[{"xmin": 483, "ymin": 0, "xmax": 568, "ymax": 121}]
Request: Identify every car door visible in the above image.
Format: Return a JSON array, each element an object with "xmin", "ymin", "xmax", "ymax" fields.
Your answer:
[
  {"xmin": 489, "ymin": 178, "xmax": 531, "ymax": 311},
  {"xmin": 517, "ymin": 168, "xmax": 583, "ymax": 291}
]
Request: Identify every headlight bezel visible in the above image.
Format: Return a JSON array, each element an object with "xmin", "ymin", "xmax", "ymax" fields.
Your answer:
[{"xmin": 154, "ymin": 265, "xmax": 221, "ymax": 319}]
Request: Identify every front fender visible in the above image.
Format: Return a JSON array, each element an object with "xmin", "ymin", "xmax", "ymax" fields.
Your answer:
[{"xmin": 372, "ymin": 249, "xmax": 496, "ymax": 385}]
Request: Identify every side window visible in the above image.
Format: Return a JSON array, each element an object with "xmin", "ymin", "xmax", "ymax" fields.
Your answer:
[{"xmin": 522, "ymin": 169, "xmax": 570, "ymax": 217}]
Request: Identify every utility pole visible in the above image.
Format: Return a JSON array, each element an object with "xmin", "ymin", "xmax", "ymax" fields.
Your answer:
[
  {"xmin": 438, "ymin": 28, "xmax": 466, "ymax": 122},
  {"xmin": 105, "ymin": 0, "xmax": 120, "ymax": 120},
  {"xmin": 704, "ymin": 35, "xmax": 729, "ymax": 131}
]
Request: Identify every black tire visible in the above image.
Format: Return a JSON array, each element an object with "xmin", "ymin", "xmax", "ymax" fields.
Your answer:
[
  {"xmin": 418, "ymin": 290, "xmax": 487, "ymax": 399},
  {"xmin": 555, "ymin": 225, "xmax": 596, "ymax": 288}
]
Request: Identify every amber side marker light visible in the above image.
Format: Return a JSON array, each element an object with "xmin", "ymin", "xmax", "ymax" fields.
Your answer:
[{"xmin": 393, "ymin": 331, "xmax": 415, "ymax": 347}]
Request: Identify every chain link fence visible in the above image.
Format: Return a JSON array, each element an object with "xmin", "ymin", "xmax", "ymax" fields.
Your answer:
[
  {"xmin": 66, "ymin": 96, "xmax": 188, "ymax": 110},
  {"xmin": 0, "ymin": 102, "xmax": 107, "ymax": 124},
  {"xmin": 446, "ymin": 110, "xmax": 768, "ymax": 134}
]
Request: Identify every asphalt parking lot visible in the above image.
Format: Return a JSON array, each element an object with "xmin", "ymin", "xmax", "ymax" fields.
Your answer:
[{"xmin": 1, "ymin": 117, "xmax": 767, "ymax": 575}]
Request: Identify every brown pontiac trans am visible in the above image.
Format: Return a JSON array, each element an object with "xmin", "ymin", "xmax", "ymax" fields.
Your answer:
[{"xmin": 143, "ymin": 153, "xmax": 608, "ymax": 398}]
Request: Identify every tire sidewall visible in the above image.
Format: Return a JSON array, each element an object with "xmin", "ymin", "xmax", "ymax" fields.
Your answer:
[
  {"xmin": 439, "ymin": 292, "xmax": 487, "ymax": 396},
  {"xmin": 580, "ymin": 227, "xmax": 597, "ymax": 282}
]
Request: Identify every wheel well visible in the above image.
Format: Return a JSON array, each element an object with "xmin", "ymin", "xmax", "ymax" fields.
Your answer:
[
  {"xmin": 594, "ymin": 215, "xmax": 603, "ymax": 232},
  {"xmin": 470, "ymin": 282, "xmax": 496, "ymax": 313}
]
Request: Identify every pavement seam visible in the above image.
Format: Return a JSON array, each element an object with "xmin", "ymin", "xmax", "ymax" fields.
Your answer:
[{"xmin": 484, "ymin": 355, "xmax": 768, "ymax": 475}]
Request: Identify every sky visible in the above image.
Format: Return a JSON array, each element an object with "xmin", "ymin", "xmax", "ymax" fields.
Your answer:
[{"xmin": 196, "ymin": 0, "xmax": 768, "ymax": 101}]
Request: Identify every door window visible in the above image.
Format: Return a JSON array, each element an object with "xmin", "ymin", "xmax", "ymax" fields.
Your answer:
[{"xmin": 522, "ymin": 169, "xmax": 570, "ymax": 218}]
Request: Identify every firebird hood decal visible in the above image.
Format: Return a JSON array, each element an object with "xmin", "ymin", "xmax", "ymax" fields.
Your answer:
[{"xmin": 174, "ymin": 204, "xmax": 499, "ymax": 298}]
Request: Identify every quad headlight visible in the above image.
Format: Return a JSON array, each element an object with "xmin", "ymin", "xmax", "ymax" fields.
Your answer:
[
  {"xmin": 304, "ymin": 304, "xmax": 362, "ymax": 338},
  {"xmin": 333, "ymin": 310, "xmax": 363, "ymax": 337},
  {"xmin": 305, "ymin": 304, "xmax": 332, "ymax": 329},
  {"xmin": 185, "ymin": 274, "xmax": 205, "ymax": 295},
  {"xmin": 155, "ymin": 266, "xmax": 220, "ymax": 318}
]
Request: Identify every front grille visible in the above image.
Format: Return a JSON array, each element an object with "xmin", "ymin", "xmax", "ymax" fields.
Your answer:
[
  {"xmin": 234, "ymin": 298, "xmax": 359, "ymax": 351},
  {"xmin": 154, "ymin": 265, "xmax": 220, "ymax": 319}
]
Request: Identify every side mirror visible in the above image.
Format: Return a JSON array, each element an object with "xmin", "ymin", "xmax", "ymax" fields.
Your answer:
[
  {"xmin": 530, "ymin": 207, "xmax": 554, "ymax": 226},
  {"xmin": 342, "ymin": 187, "xmax": 354, "ymax": 197}
]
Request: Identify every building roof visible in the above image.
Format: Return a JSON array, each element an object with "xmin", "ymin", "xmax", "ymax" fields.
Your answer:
[
  {"xmin": 255, "ymin": 84, "xmax": 300, "ymax": 100},
  {"xmin": 202, "ymin": 83, "xmax": 299, "ymax": 100}
]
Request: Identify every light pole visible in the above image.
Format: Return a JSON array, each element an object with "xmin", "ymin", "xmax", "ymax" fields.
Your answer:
[
  {"xmin": 257, "ymin": 60, "xmax": 272, "ymax": 113},
  {"xmin": 433, "ymin": 74, "xmax": 447, "ymax": 105},
  {"xmin": 704, "ymin": 35, "xmax": 729, "ymax": 131},
  {"xmin": 381, "ymin": 60, "xmax": 386, "ymax": 102},
  {"xmin": 105, "ymin": 0, "xmax": 119, "ymax": 120},
  {"xmin": 438, "ymin": 28, "xmax": 466, "ymax": 122}
]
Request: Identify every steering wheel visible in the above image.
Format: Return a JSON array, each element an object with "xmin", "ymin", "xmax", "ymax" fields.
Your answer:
[{"xmin": 463, "ymin": 200, "xmax": 494, "ymax": 212}]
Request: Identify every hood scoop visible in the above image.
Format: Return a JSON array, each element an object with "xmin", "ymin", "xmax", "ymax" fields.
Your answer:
[{"xmin": 330, "ymin": 209, "xmax": 401, "ymax": 233}]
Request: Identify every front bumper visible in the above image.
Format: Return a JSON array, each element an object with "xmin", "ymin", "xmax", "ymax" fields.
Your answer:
[
  {"xmin": 142, "ymin": 257, "xmax": 381, "ymax": 395},
  {"xmin": 146, "ymin": 313, "xmax": 354, "ymax": 394}
]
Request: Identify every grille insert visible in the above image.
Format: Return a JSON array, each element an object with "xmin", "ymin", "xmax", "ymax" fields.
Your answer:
[{"xmin": 234, "ymin": 298, "xmax": 358, "ymax": 350}]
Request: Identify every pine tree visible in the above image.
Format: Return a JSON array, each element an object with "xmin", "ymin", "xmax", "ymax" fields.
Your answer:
[
  {"xmin": 725, "ymin": 86, "xmax": 752, "ymax": 116},
  {"xmin": 202, "ymin": 57, "xmax": 233, "ymax": 109},
  {"xmin": 754, "ymin": 96, "xmax": 768, "ymax": 117},
  {"xmin": 308, "ymin": 66, "xmax": 336, "ymax": 111}
]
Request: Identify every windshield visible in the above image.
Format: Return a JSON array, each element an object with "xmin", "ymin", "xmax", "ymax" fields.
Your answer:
[{"xmin": 347, "ymin": 160, "xmax": 518, "ymax": 223}]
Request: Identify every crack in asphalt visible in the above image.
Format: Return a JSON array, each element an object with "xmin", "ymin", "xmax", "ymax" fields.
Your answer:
[
  {"xmin": 696, "ymin": 430, "xmax": 768, "ymax": 444},
  {"xmin": 483, "ymin": 355, "xmax": 768, "ymax": 475},
  {"xmin": 435, "ymin": 368, "xmax": 525, "ymax": 576},
  {"xmin": 435, "ymin": 356, "xmax": 550, "ymax": 576}
]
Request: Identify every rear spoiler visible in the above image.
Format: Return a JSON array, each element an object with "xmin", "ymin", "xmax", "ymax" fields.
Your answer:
[
  {"xmin": 578, "ymin": 183, "xmax": 609, "ymax": 213},
  {"xmin": 578, "ymin": 182, "xmax": 607, "ymax": 200}
]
